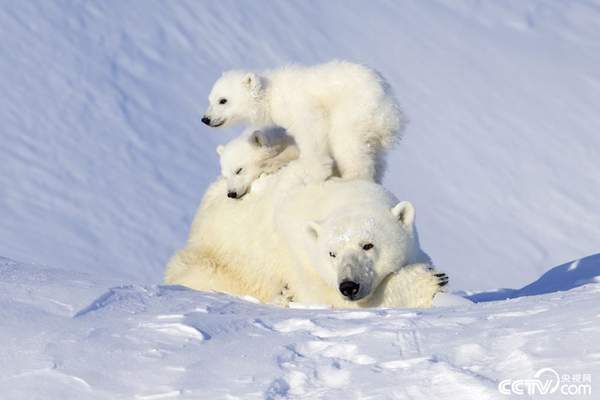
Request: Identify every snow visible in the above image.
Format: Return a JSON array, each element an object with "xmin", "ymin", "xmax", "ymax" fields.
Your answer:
[
  {"xmin": 2, "ymin": 0, "xmax": 600, "ymax": 290},
  {"xmin": 1, "ymin": 1, "xmax": 600, "ymax": 398},
  {"xmin": 1, "ymin": 255, "xmax": 599, "ymax": 399}
]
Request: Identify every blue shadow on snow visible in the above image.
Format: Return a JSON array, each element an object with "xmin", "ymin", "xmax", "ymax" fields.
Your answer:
[{"xmin": 468, "ymin": 253, "xmax": 600, "ymax": 303}]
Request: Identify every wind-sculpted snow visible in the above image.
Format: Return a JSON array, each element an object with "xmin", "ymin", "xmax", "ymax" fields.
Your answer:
[
  {"xmin": 1, "ymin": 256, "xmax": 599, "ymax": 399},
  {"xmin": 469, "ymin": 253, "xmax": 600, "ymax": 302},
  {"xmin": 1, "ymin": 1, "xmax": 600, "ymax": 290}
]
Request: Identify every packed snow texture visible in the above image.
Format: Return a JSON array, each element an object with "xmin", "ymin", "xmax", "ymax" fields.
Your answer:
[
  {"xmin": 1, "ymin": 255, "xmax": 599, "ymax": 399},
  {"xmin": 1, "ymin": 0, "xmax": 600, "ymax": 290}
]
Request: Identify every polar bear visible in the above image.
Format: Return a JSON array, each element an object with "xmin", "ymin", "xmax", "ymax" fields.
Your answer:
[
  {"xmin": 275, "ymin": 177, "xmax": 445, "ymax": 307},
  {"xmin": 164, "ymin": 173, "xmax": 292, "ymax": 304},
  {"xmin": 217, "ymin": 126, "xmax": 298, "ymax": 199},
  {"xmin": 165, "ymin": 161, "xmax": 447, "ymax": 308},
  {"xmin": 202, "ymin": 61, "xmax": 405, "ymax": 183}
]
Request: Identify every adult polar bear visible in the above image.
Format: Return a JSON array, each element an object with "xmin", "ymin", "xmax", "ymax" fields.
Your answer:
[
  {"xmin": 274, "ymin": 169, "xmax": 445, "ymax": 307},
  {"xmin": 201, "ymin": 61, "xmax": 404, "ymax": 183},
  {"xmin": 165, "ymin": 160, "xmax": 445, "ymax": 308}
]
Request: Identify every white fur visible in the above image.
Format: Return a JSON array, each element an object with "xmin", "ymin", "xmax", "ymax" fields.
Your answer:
[
  {"xmin": 164, "ymin": 174, "xmax": 292, "ymax": 304},
  {"xmin": 203, "ymin": 61, "xmax": 405, "ymax": 183},
  {"xmin": 275, "ymin": 175, "xmax": 435, "ymax": 307},
  {"xmin": 217, "ymin": 126, "xmax": 298, "ymax": 199},
  {"xmin": 165, "ymin": 162, "xmax": 444, "ymax": 308}
]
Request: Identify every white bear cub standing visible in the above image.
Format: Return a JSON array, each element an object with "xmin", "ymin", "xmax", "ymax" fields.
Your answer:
[
  {"xmin": 202, "ymin": 61, "xmax": 405, "ymax": 183},
  {"xmin": 217, "ymin": 126, "xmax": 298, "ymax": 199}
]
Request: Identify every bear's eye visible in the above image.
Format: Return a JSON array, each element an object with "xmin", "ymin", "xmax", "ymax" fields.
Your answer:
[
  {"xmin": 235, "ymin": 168, "xmax": 243, "ymax": 175},
  {"xmin": 329, "ymin": 251, "xmax": 336, "ymax": 258},
  {"xmin": 219, "ymin": 98, "xmax": 228, "ymax": 105},
  {"xmin": 362, "ymin": 243, "xmax": 374, "ymax": 251}
]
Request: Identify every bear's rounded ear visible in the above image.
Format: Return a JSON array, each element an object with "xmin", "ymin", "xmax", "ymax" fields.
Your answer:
[
  {"xmin": 243, "ymin": 72, "xmax": 261, "ymax": 93},
  {"xmin": 216, "ymin": 145, "xmax": 225, "ymax": 156},
  {"xmin": 306, "ymin": 221, "xmax": 321, "ymax": 240},
  {"xmin": 391, "ymin": 201, "xmax": 415, "ymax": 228},
  {"xmin": 249, "ymin": 130, "xmax": 268, "ymax": 147}
]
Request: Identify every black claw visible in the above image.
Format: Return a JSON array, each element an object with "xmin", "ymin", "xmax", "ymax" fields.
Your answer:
[{"xmin": 434, "ymin": 272, "xmax": 449, "ymax": 287}]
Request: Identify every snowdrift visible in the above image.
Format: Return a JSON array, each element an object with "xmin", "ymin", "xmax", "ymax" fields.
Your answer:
[{"xmin": 1, "ymin": 255, "xmax": 599, "ymax": 399}]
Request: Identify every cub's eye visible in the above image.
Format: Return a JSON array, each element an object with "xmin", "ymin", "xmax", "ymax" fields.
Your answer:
[
  {"xmin": 329, "ymin": 251, "xmax": 336, "ymax": 258},
  {"xmin": 235, "ymin": 168, "xmax": 243, "ymax": 175},
  {"xmin": 219, "ymin": 98, "xmax": 228, "ymax": 105},
  {"xmin": 362, "ymin": 243, "xmax": 374, "ymax": 251}
]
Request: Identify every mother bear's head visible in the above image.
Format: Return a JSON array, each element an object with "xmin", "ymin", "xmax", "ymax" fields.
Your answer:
[{"xmin": 306, "ymin": 200, "xmax": 420, "ymax": 302}]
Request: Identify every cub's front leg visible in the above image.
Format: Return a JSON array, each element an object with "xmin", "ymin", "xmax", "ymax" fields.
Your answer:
[{"xmin": 286, "ymin": 105, "xmax": 334, "ymax": 184}]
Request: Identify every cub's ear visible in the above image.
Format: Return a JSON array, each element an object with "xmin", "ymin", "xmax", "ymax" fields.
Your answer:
[
  {"xmin": 216, "ymin": 145, "xmax": 225, "ymax": 156},
  {"xmin": 243, "ymin": 72, "xmax": 261, "ymax": 93},
  {"xmin": 306, "ymin": 221, "xmax": 321, "ymax": 240},
  {"xmin": 391, "ymin": 201, "xmax": 415, "ymax": 228},
  {"xmin": 249, "ymin": 130, "xmax": 268, "ymax": 147}
]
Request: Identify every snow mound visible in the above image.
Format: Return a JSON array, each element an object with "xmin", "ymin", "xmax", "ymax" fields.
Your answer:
[{"xmin": 1, "ymin": 256, "xmax": 599, "ymax": 399}]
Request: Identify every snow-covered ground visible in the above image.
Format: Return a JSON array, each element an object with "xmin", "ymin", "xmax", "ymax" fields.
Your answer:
[
  {"xmin": 1, "ymin": 255, "xmax": 599, "ymax": 399},
  {"xmin": 1, "ymin": 1, "xmax": 600, "ymax": 398}
]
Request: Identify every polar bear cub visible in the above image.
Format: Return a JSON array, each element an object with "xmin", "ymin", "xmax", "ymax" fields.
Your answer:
[
  {"xmin": 202, "ymin": 60, "xmax": 405, "ymax": 183},
  {"xmin": 217, "ymin": 126, "xmax": 298, "ymax": 199}
]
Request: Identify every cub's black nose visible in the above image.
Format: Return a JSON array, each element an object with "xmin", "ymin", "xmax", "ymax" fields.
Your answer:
[
  {"xmin": 227, "ymin": 191, "xmax": 238, "ymax": 199},
  {"xmin": 201, "ymin": 116, "xmax": 211, "ymax": 125},
  {"xmin": 339, "ymin": 280, "xmax": 360, "ymax": 299}
]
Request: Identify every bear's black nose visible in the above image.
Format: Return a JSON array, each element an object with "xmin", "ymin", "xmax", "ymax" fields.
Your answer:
[
  {"xmin": 339, "ymin": 280, "xmax": 360, "ymax": 299},
  {"xmin": 201, "ymin": 116, "xmax": 211, "ymax": 125},
  {"xmin": 227, "ymin": 191, "xmax": 238, "ymax": 199}
]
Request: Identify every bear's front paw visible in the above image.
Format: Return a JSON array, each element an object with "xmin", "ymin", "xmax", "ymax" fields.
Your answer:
[{"xmin": 270, "ymin": 284, "xmax": 294, "ymax": 307}]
